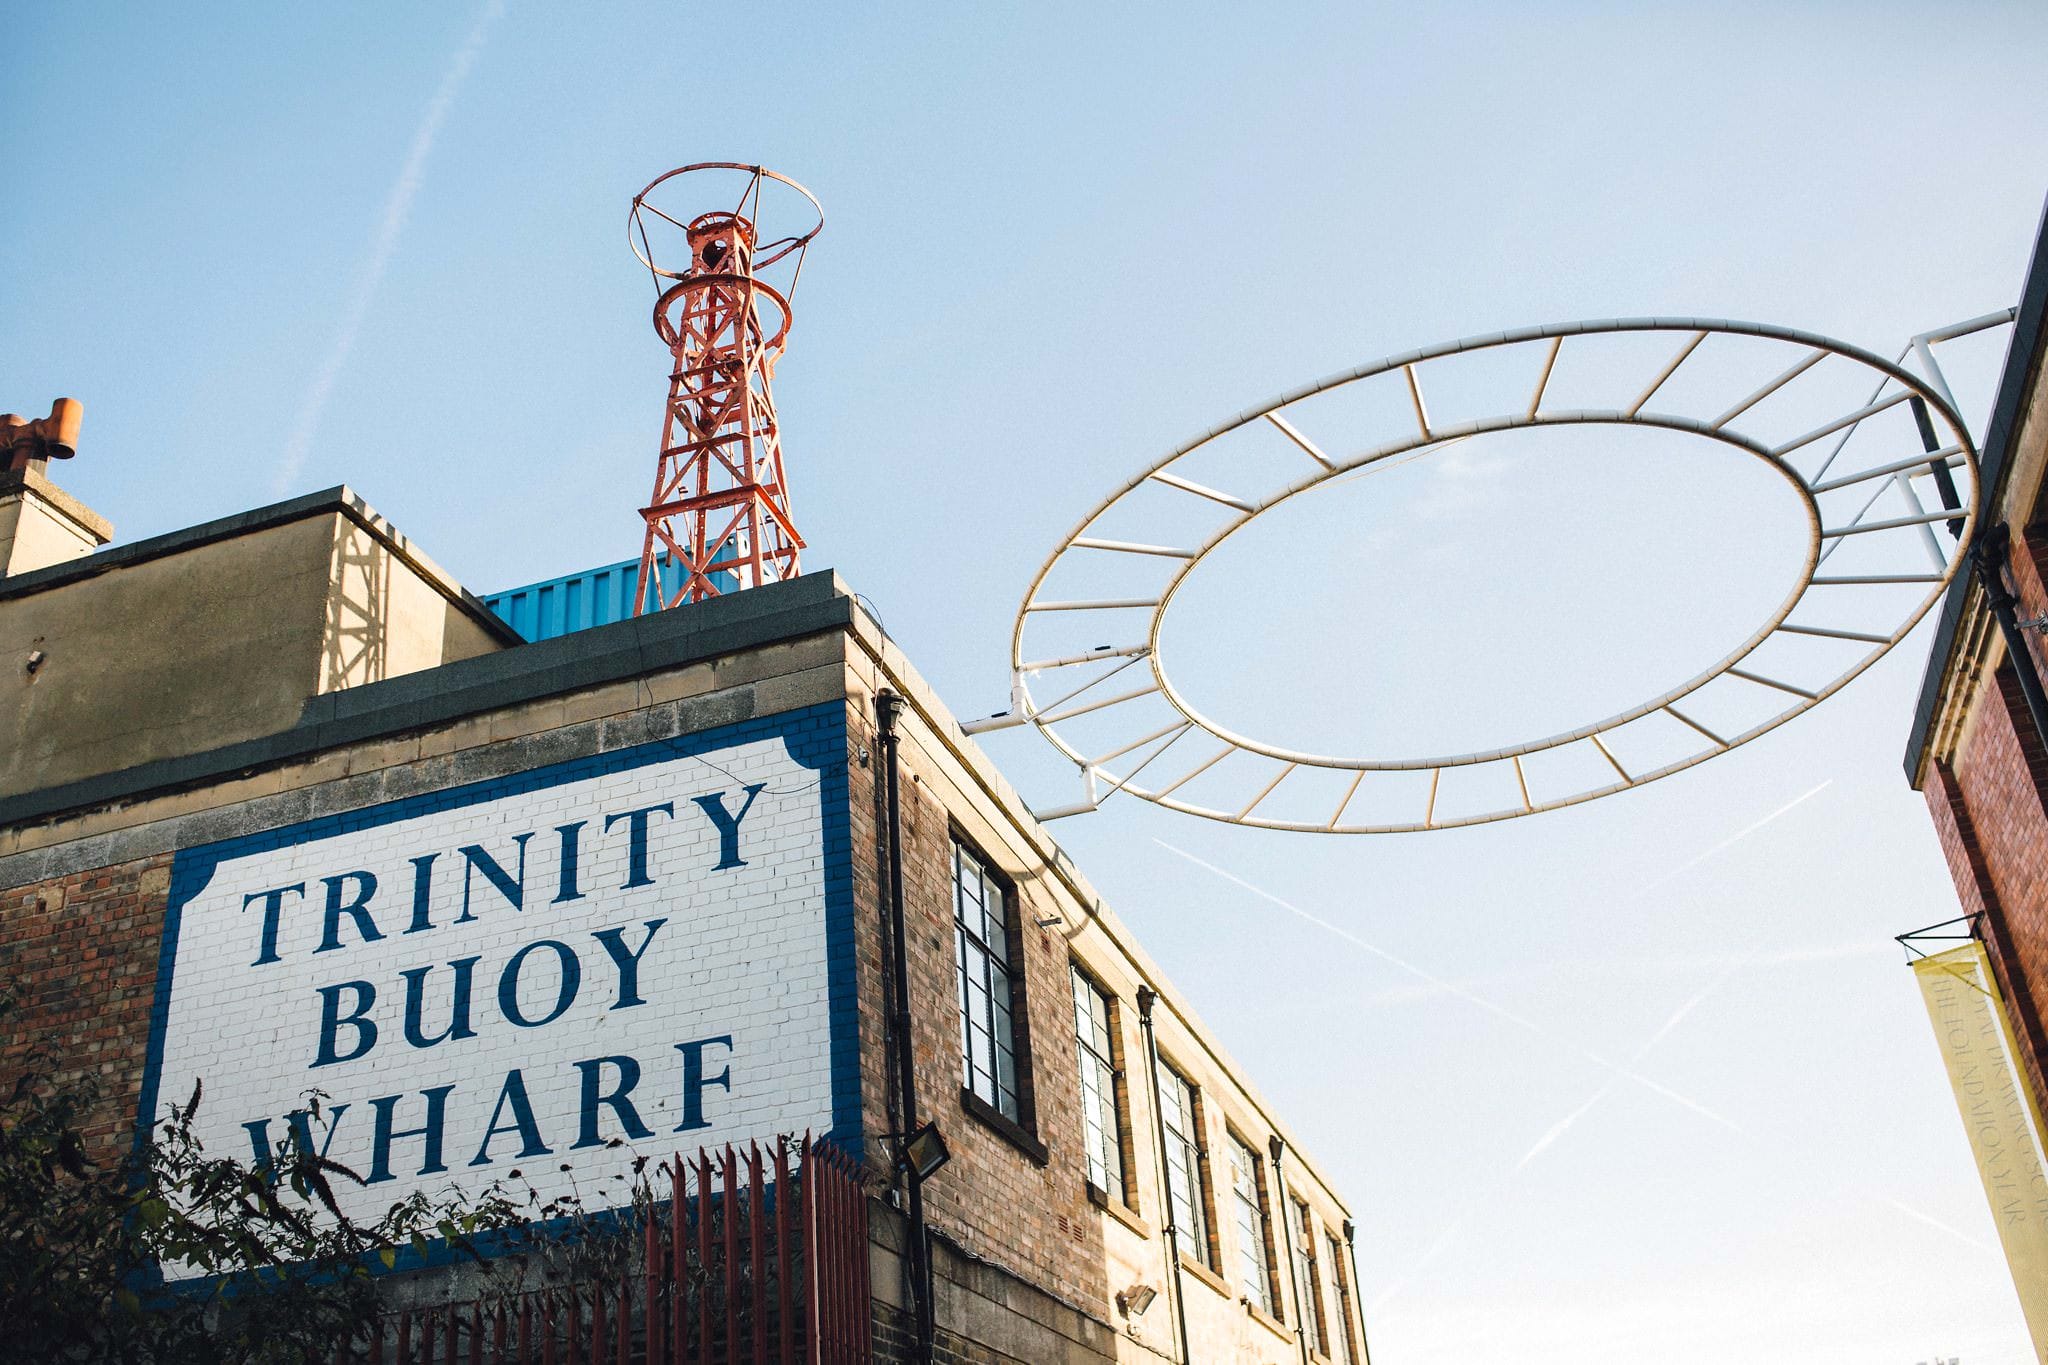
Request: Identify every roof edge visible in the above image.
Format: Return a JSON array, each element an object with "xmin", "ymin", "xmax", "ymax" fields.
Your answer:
[
  {"xmin": 0, "ymin": 484, "xmax": 523, "ymax": 648},
  {"xmin": 0, "ymin": 570, "xmax": 853, "ymax": 830},
  {"xmin": 1904, "ymin": 191, "xmax": 2048, "ymax": 787}
]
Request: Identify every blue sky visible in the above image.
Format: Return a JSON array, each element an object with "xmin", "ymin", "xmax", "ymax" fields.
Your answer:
[{"xmin": 8, "ymin": 3, "xmax": 2048, "ymax": 1359}]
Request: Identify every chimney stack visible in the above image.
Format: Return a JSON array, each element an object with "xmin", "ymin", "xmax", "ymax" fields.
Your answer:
[{"xmin": 1, "ymin": 399, "xmax": 112, "ymax": 578}]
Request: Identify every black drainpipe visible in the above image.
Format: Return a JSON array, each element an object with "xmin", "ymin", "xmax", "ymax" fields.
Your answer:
[
  {"xmin": 1268, "ymin": 1136, "xmax": 1313, "ymax": 1365},
  {"xmin": 1135, "ymin": 986, "xmax": 1193, "ymax": 1363},
  {"xmin": 1911, "ymin": 396, "xmax": 2048, "ymax": 751},
  {"xmin": 1342, "ymin": 1219, "xmax": 1373, "ymax": 1365},
  {"xmin": 876, "ymin": 690, "xmax": 935, "ymax": 1363},
  {"xmin": 1971, "ymin": 523, "xmax": 2048, "ymax": 748}
]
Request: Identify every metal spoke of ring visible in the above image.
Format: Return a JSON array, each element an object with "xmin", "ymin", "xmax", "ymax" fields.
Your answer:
[{"xmin": 999, "ymin": 318, "xmax": 1984, "ymax": 831}]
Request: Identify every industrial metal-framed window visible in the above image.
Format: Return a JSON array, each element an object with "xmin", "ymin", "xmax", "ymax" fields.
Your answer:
[
  {"xmin": 1157, "ymin": 1058, "xmax": 1216, "ymax": 1269},
  {"xmin": 1069, "ymin": 964, "xmax": 1130, "ymax": 1207},
  {"xmin": 953, "ymin": 835, "xmax": 1024, "ymax": 1124},
  {"xmin": 1228, "ymin": 1131, "xmax": 1279, "ymax": 1318},
  {"xmin": 1327, "ymin": 1230, "xmax": 1358, "ymax": 1365},
  {"xmin": 1293, "ymin": 1198, "xmax": 1328, "ymax": 1356}
]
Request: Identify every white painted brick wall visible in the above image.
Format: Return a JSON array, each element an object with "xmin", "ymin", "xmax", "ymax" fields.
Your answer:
[{"xmin": 151, "ymin": 728, "xmax": 836, "ymax": 1252}]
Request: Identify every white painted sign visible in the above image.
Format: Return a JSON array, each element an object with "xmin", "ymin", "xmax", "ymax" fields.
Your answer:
[{"xmin": 143, "ymin": 707, "xmax": 856, "ymax": 1262}]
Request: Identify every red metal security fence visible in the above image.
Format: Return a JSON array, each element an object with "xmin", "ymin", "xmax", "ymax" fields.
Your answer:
[{"xmin": 348, "ymin": 1137, "xmax": 870, "ymax": 1365}]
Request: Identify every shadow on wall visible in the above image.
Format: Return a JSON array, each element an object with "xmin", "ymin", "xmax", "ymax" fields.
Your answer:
[{"xmin": 324, "ymin": 523, "xmax": 390, "ymax": 691}]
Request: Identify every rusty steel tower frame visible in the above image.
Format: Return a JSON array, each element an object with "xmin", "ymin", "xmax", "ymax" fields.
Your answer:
[{"xmin": 627, "ymin": 164, "xmax": 823, "ymax": 612}]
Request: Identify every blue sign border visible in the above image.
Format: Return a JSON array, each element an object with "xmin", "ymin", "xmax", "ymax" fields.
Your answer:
[{"xmin": 134, "ymin": 701, "xmax": 860, "ymax": 1282}]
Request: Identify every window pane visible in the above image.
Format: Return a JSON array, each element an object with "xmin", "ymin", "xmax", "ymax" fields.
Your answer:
[
  {"xmin": 1157, "ymin": 1066, "xmax": 1185, "ymax": 1133},
  {"xmin": 1070, "ymin": 968, "xmax": 1120, "ymax": 1198},
  {"xmin": 1166, "ymin": 1144, "xmax": 1198, "ymax": 1248},
  {"xmin": 953, "ymin": 834, "xmax": 1024, "ymax": 1123},
  {"xmin": 992, "ymin": 979, "xmax": 1014, "ymax": 1048},
  {"xmin": 1077, "ymin": 1069, "xmax": 1102, "ymax": 1151},
  {"xmin": 1080, "ymin": 1077, "xmax": 1109, "ymax": 1189},
  {"xmin": 1294, "ymin": 1200, "xmax": 1324, "ymax": 1353},
  {"xmin": 1230, "ymin": 1136, "xmax": 1272, "ymax": 1314},
  {"xmin": 1329, "ymin": 1234, "xmax": 1354, "ymax": 1364},
  {"xmin": 1156, "ymin": 1064, "xmax": 1210, "ymax": 1263},
  {"xmin": 1097, "ymin": 1090, "xmax": 1121, "ymax": 1201}
]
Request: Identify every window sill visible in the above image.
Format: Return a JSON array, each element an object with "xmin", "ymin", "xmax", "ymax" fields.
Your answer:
[
  {"xmin": 959, "ymin": 1087, "xmax": 1049, "ymax": 1165},
  {"xmin": 1178, "ymin": 1254, "xmax": 1232, "ymax": 1300},
  {"xmin": 1244, "ymin": 1299, "xmax": 1292, "ymax": 1345},
  {"xmin": 1085, "ymin": 1181, "xmax": 1151, "ymax": 1238}
]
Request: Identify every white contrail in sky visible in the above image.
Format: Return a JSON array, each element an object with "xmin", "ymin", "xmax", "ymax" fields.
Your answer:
[
  {"xmin": 1161, "ymin": 776, "xmax": 1828, "ymax": 1318},
  {"xmin": 1205, "ymin": 775, "xmax": 1992, "ymax": 1315},
  {"xmin": 1637, "ymin": 778, "xmax": 1831, "ymax": 895},
  {"xmin": 1510, "ymin": 948, "xmax": 1751, "ymax": 1175},
  {"xmin": 1155, "ymin": 838, "xmax": 1746, "ymax": 1133},
  {"xmin": 1368, "ymin": 921, "xmax": 1995, "ymax": 1319},
  {"xmin": 274, "ymin": 0, "xmax": 506, "ymax": 494},
  {"xmin": 1162, "ymin": 781, "xmax": 1835, "ymax": 1132},
  {"xmin": 1365, "ymin": 943, "xmax": 1756, "ymax": 1312}
]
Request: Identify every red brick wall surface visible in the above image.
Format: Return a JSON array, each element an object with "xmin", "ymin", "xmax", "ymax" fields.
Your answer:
[
  {"xmin": 2009, "ymin": 525, "xmax": 2048, "ymax": 682},
  {"xmin": 3, "ymin": 697, "xmax": 1112, "ymax": 1314},
  {"xmin": 0, "ymin": 854, "xmax": 172, "ymax": 1162},
  {"xmin": 843, "ymin": 697, "xmax": 1110, "ymax": 1311},
  {"xmin": 1925, "ymin": 759, "xmax": 1998, "ymax": 921},
  {"xmin": 1933, "ymin": 661, "xmax": 2048, "ymax": 1118}
]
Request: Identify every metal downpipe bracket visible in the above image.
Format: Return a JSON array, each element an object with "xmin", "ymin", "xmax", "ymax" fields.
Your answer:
[
  {"xmin": 877, "ymin": 690, "xmax": 936, "ymax": 1363},
  {"xmin": 1137, "ymin": 986, "xmax": 1194, "ymax": 1364}
]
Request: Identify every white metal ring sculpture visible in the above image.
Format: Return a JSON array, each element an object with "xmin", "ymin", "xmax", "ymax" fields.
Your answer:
[{"xmin": 992, "ymin": 319, "xmax": 1980, "ymax": 832}]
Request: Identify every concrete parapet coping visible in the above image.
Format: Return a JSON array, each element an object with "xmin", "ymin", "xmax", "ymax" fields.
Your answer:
[
  {"xmin": 0, "ymin": 464, "xmax": 113, "ymax": 543},
  {"xmin": 0, "ymin": 569, "xmax": 855, "ymax": 831},
  {"xmin": 0, "ymin": 484, "xmax": 519, "ymax": 648}
]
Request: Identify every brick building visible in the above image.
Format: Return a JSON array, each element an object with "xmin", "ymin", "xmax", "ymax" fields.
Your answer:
[
  {"xmin": 0, "ymin": 460, "xmax": 1369, "ymax": 1363},
  {"xmin": 1903, "ymin": 197, "xmax": 2048, "ymax": 1349}
]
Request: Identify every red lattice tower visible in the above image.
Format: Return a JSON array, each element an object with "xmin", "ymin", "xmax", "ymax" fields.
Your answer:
[{"xmin": 628, "ymin": 164, "xmax": 823, "ymax": 611}]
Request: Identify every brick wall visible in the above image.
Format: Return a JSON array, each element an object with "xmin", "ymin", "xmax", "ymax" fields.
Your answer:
[
  {"xmin": 5, "ymin": 701, "xmax": 855, "ymax": 1234},
  {"xmin": 2005, "ymin": 525, "xmax": 2048, "ymax": 683},
  {"xmin": 0, "ymin": 612, "xmax": 1354, "ymax": 1361},
  {"xmin": 1931, "ymin": 658, "xmax": 2048, "ymax": 1118},
  {"xmin": 0, "ymin": 853, "xmax": 172, "ymax": 1161},
  {"xmin": 843, "ymin": 694, "xmax": 1113, "ymax": 1312}
]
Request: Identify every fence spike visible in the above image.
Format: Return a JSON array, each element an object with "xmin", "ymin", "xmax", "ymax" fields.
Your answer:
[
  {"xmin": 777, "ymin": 1136, "xmax": 795, "ymax": 1363},
  {"xmin": 698, "ymin": 1149, "xmax": 714, "ymax": 1361},
  {"xmin": 645, "ymin": 1194, "xmax": 664, "ymax": 1365},
  {"xmin": 723, "ymin": 1146, "xmax": 740, "ymax": 1364},
  {"xmin": 347, "ymin": 1136, "xmax": 871, "ymax": 1365}
]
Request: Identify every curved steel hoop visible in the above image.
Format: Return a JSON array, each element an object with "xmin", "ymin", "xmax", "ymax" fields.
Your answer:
[
  {"xmin": 1002, "ymin": 318, "xmax": 1981, "ymax": 833},
  {"xmin": 628, "ymin": 163, "xmax": 825, "ymax": 280}
]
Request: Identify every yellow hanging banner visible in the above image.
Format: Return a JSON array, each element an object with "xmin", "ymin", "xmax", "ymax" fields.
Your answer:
[{"xmin": 1914, "ymin": 941, "xmax": 2048, "ymax": 1362}]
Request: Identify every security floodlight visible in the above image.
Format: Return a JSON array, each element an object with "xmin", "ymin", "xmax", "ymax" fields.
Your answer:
[
  {"xmin": 893, "ymin": 1121, "xmax": 950, "ymax": 1182},
  {"xmin": 1117, "ymin": 1283, "xmax": 1158, "ymax": 1317}
]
